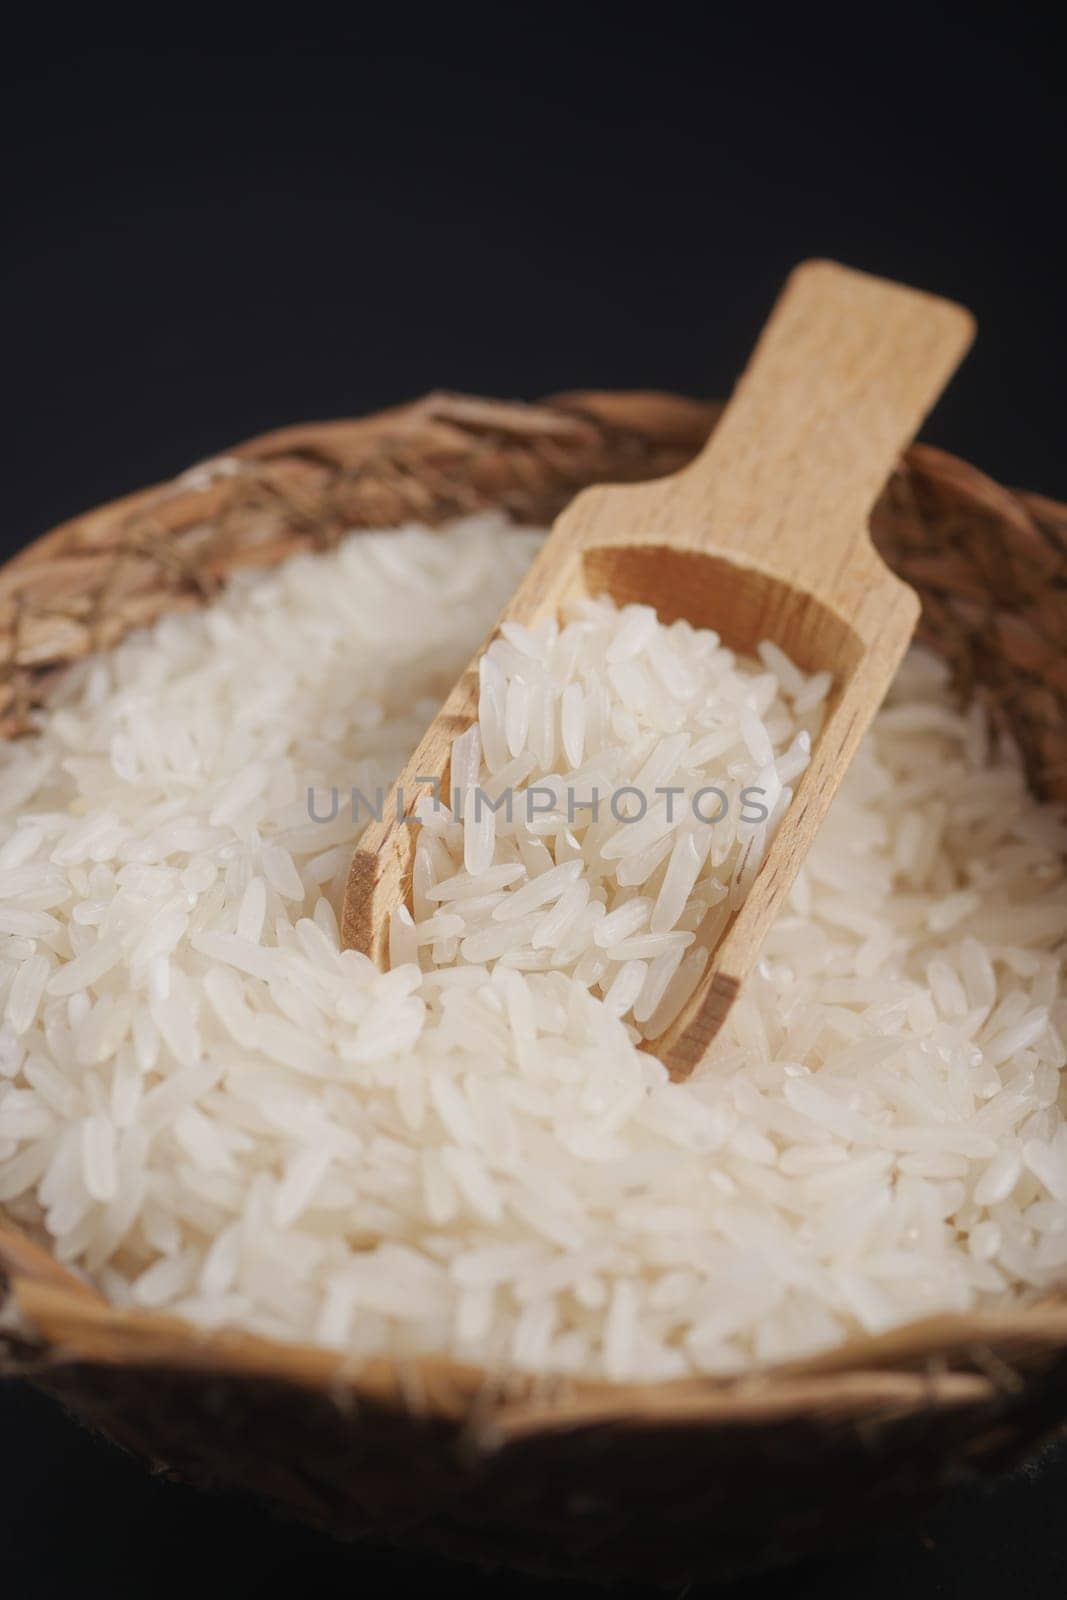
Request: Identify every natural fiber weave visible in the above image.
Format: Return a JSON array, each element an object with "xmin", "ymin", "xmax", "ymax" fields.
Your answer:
[{"xmin": 2, "ymin": 390, "xmax": 1066, "ymax": 1584}]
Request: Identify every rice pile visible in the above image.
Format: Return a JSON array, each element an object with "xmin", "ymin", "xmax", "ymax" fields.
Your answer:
[
  {"xmin": 2, "ymin": 512, "xmax": 1066, "ymax": 1380},
  {"xmin": 398, "ymin": 598, "xmax": 821, "ymax": 1039}
]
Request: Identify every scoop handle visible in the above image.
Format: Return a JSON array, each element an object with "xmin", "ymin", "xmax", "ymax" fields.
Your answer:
[{"xmin": 559, "ymin": 260, "xmax": 974, "ymax": 591}]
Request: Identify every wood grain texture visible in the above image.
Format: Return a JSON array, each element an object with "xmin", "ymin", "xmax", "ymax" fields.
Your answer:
[{"xmin": 343, "ymin": 263, "xmax": 975, "ymax": 1073}]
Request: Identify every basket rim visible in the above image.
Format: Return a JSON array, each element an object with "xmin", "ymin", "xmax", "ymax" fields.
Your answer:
[{"xmin": 2, "ymin": 387, "xmax": 1066, "ymax": 1435}]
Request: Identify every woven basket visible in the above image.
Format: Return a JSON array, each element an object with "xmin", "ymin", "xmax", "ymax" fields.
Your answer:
[{"xmin": 2, "ymin": 390, "xmax": 1066, "ymax": 1585}]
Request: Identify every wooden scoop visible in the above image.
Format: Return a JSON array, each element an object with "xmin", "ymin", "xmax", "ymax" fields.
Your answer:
[{"xmin": 342, "ymin": 260, "xmax": 974, "ymax": 1078}]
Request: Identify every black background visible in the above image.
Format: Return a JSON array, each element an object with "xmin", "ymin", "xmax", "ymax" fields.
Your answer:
[{"xmin": 2, "ymin": 9, "xmax": 1065, "ymax": 1597}]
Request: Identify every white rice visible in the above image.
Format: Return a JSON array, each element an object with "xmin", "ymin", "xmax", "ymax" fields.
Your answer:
[
  {"xmin": 1, "ymin": 510, "xmax": 1066, "ymax": 1380},
  {"xmin": 407, "ymin": 596, "xmax": 819, "ymax": 1037}
]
